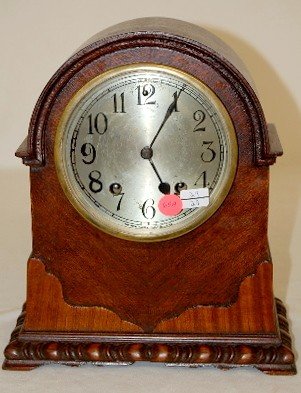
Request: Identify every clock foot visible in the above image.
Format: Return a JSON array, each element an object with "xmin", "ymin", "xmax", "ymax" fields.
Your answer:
[
  {"xmin": 2, "ymin": 361, "xmax": 40, "ymax": 371},
  {"xmin": 255, "ymin": 365, "xmax": 297, "ymax": 375},
  {"xmin": 3, "ymin": 299, "xmax": 296, "ymax": 374}
]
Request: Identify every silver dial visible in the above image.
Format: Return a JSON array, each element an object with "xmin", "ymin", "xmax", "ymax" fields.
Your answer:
[{"xmin": 55, "ymin": 65, "xmax": 237, "ymax": 241}]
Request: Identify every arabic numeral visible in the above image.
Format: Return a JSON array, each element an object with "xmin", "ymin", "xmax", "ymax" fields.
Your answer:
[
  {"xmin": 81, "ymin": 143, "xmax": 96, "ymax": 164},
  {"xmin": 136, "ymin": 84, "xmax": 156, "ymax": 105},
  {"xmin": 193, "ymin": 110, "xmax": 206, "ymax": 132},
  {"xmin": 88, "ymin": 112, "xmax": 108, "ymax": 135},
  {"xmin": 115, "ymin": 193, "xmax": 125, "ymax": 211},
  {"xmin": 194, "ymin": 171, "xmax": 208, "ymax": 187},
  {"xmin": 88, "ymin": 170, "xmax": 103, "ymax": 193},
  {"xmin": 201, "ymin": 141, "xmax": 216, "ymax": 162},
  {"xmin": 113, "ymin": 92, "xmax": 126, "ymax": 113},
  {"xmin": 142, "ymin": 198, "xmax": 156, "ymax": 219}
]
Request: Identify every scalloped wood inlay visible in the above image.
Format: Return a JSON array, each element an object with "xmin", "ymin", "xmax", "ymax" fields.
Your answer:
[
  {"xmin": 25, "ymin": 258, "xmax": 277, "ymax": 335},
  {"xmin": 25, "ymin": 258, "xmax": 143, "ymax": 332},
  {"xmin": 154, "ymin": 261, "xmax": 277, "ymax": 333}
]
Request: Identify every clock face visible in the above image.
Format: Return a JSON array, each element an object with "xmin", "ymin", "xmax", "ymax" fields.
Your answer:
[{"xmin": 55, "ymin": 64, "xmax": 237, "ymax": 241}]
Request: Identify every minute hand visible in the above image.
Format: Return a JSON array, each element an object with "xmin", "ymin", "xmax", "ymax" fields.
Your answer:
[{"xmin": 149, "ymin": 90, "xmax": 182, "ymax": 148}]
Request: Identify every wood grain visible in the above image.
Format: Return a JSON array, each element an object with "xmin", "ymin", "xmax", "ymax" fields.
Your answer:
[
  {"xmin": 3, "ymin": 299, "xmax": 295, "ymax": 374},
  {"xmin": 26, "ymin": 37, "xmax": 273, "ymax": 330},
  {"xmin": 17, "ymin": 18, "xmax": 280, "ymax": 167},
  {"xmin": 19, "ymin": 16, "xmax": 278, "ymax": 332},
  {"xmin": 24, "ymin": 258, "xmax": 277, "ymax": 336},
  {"xmin": 154, "ymin": 261, "xmax": 277, "ymax": 334},
  {"xmin": 25, "ymin": 258, "xmax": 142, "ymax": 332},
  {"xmin": 4, "ymin": 18, "xmax": 294, "ymax": 373}
]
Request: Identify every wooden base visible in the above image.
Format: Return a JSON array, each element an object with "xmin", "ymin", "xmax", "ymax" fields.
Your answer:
[{"xmin": 3, "ymin": 299, "xmax": 296, "ymax": 374}]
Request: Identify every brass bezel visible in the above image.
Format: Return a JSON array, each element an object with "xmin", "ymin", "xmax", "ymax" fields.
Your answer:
[{"xmin": 55, "ymin": 64, "xmax": 238, "ymax": 242}]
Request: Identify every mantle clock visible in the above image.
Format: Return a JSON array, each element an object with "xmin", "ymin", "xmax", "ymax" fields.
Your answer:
[{"xmin": 3, "ymin": 17, "xmax": 296, "ymax": 374}]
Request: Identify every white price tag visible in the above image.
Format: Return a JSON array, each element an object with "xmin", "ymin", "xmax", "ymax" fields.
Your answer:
[{"xmin": 180, "ymin": 188, "xmax": 210, "ymax": 209}]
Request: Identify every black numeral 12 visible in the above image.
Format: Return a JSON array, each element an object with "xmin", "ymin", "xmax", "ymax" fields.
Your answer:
[{"xmin": 136, "ymin": 84, "xmax": 156, "ymax": 105}]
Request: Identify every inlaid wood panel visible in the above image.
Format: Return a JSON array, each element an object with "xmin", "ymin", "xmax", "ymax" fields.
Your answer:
[
  {"xmin": 25, "ymin": 258, "xmax": 277, "ymax": 337},
  {"xmin": 155, "ymin": 261, "xmax": 277, "ymax": 334},
  {"xmin": 25, "ymin": 258, "xmax": 142, "ymax": 333}
]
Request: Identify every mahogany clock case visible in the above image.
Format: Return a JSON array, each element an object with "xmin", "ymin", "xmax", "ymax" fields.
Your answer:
[{"xmin": 3, "ymin": 18, "xmax": 296, "ymax": 374}]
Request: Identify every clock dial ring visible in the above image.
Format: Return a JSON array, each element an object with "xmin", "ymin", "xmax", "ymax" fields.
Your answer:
[{"xmin": 55, "ymin": 64, "xmax": 237, "ymax": 241}]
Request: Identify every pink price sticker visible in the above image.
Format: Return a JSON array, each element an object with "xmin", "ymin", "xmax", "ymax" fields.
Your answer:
[{"xmin": 158, "ymin": 194, "xmax": 183, "ymax": 216}]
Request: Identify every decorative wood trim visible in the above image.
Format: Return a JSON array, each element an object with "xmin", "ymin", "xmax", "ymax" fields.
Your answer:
[
  {"xmin": 15, "ymin": 137, "xmax": 29, "ymax": 159},
  {"xmin": 154, "ymin": 261, "xmax": 277, "ymax": 334},
  {"xmin": 25, "ymin": 258, "xmax": 143, "ymax": 333},
  {"xmin": 3, "ymin": 299, "xmax": 296, "ymax": 374},
  {"xmin": 25, "ymin": 258, "xmax": 278, "ymax": 336},
  {"xmin": 16, "ymin": 18, "xmax": 279, "ymax": 167},
  {"xmin": 267, "ymin": 124, "xmax": 283, "ymax": 158},
  {"xmin": 19, "ymin": 331, "xmax": 280, "ymax": 346},
  {"xmin": 6, "ymin": 18, "xmax": 292, "ymax": 377}
]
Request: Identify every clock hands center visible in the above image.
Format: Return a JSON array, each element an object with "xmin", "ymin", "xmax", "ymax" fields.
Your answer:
[
  {"xmin": 140, "ymin": 146, "xmax": 170, "ymax": 195},
  {"xmin": 139, "ymin": 90, "xmax": 182, "ymax": 195}
]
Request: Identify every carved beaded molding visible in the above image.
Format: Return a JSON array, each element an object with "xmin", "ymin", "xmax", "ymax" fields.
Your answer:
[{"xmin": 3, "ymin": 299, "xmax": 296, "ymax": 374}]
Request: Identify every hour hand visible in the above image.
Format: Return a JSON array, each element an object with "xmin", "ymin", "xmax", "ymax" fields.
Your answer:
[
  {"xmin": 149, "ymin": 159, "xmax": 171, "ymax": 194},
  {"xmin": 140, "ymin": 146, "xmax": 170, "ymax": 194}
]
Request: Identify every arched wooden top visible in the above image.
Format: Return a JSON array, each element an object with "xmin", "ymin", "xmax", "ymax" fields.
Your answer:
[{"xmin": 16, "ymin": 17, "xmax": 282, "ymax": 167}]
